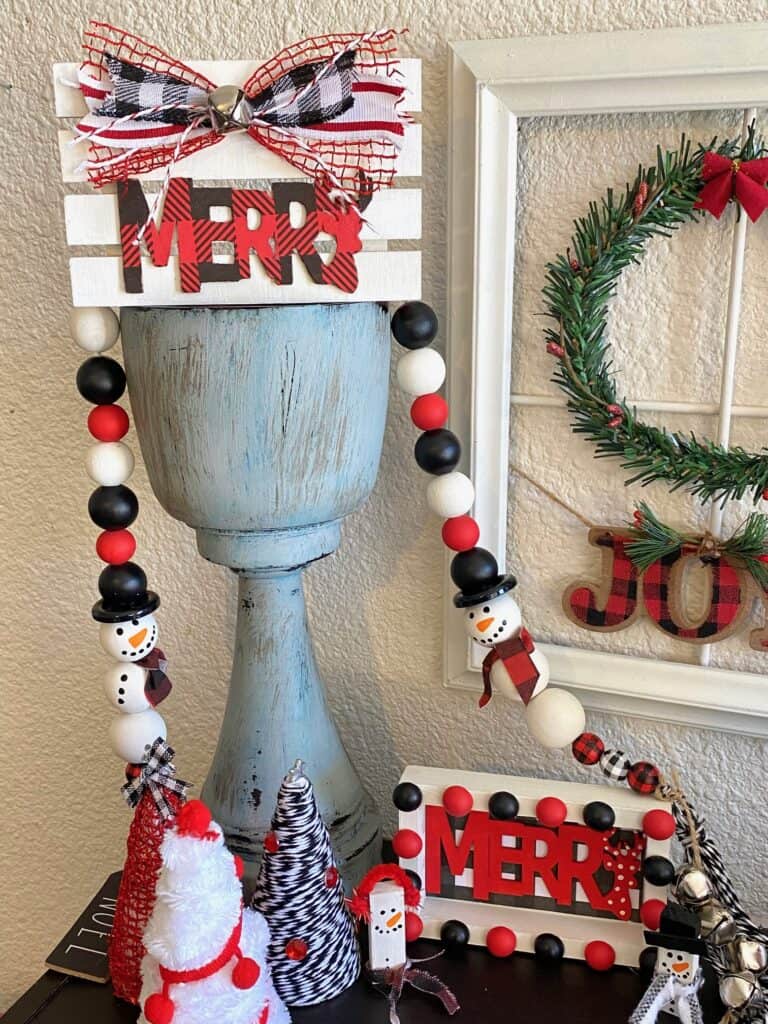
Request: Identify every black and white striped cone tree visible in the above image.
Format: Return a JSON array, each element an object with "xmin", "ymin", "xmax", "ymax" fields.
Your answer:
[{"xmin": 251, "ymin": 760, "xmax": 360, "ymax": 1006}]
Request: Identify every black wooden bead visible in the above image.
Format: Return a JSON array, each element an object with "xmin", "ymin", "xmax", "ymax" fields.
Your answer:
[
  {"xmin": 76, "ymin": 356, "xmax": 126, "ymax": 405},
  {"xmin": 414, "ymin": 429, "xmax": 461, "ymax": 475},
  {"xmin": 583, "ymin": 800, "xmax": 616, "ymax": 831},
  {"xmin": 88, "ymin": 485, "xmax": 139, "ymax": 530},
  {"xmin": 489, "ymin": 791, "xmax": 519, "ymax": 821},
  {"xmin": 643, "ymin": 855, "xmax": 675, "ymax": 887},
  {"xmin": 405, "ymin": 869, "xmax": 422, "ymax": 891},
  {"xmin": 450, "ymin": 547, "xmax": 499, "ymax": 590},
  {"xmin": 638, "ymin": 946, "xmax": 658, "ymax": 982},
  {"xmin": 393, "ymin": 782, "xmax": 423, "ymax": 812},
  {"xmin": 534, "ymin": 933, "xmax": 565, "ymax": 961},
  {"xmin": 98, "ymin": 562, "xmax": 148, "ymax": 605},
  {"xmin": 440, "ymin": 919, "xmax": 470, "ymax": 953},
  {"xmin": 391, "ymin": 301, "xmax": 439, "ymax": 349}
]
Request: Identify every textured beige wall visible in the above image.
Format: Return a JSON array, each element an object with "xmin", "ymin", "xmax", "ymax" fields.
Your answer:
[{"xmin": 2, "ymin": 0, "xmax": 768, "ymax": 1010}]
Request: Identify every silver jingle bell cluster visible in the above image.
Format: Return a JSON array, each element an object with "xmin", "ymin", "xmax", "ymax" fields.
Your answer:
[{"xmin": 71, "ymin": 306, "xmax": 172, "ymax": 768}]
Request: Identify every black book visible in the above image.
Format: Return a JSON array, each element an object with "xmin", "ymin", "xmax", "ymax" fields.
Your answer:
[{"xmin": 45, "ymin": 871, "xmax": 122, "ymax": 982}]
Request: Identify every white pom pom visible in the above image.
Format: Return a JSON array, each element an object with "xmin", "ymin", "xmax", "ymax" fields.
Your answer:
[
  {"xmin": 426, "ymin": 471, "xmax": 474, "ymax": 518},
  {"xmin": 86, "ymin": 442, "xmax": 134, "ymax": 486},
  {"xmin": 396, "ymin": 348, "xmax": 446, "ymax": 396},
  {"xmin": 109, "ymin": 708, "xmax": 166, "ymax": 763},
  {"xmin": 103, "ymin": 663, "xmax": 151, "ymax": 713},
  {"xmin": 525, "ymin": 688, "xmax": 585, "ymax": 749},
  {"xmin": 70, "ymin": 307, "xmax": 120, "ymax": 353}
]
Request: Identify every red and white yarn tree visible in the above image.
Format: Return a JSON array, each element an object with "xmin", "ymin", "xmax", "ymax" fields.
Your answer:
[
  {"xmin": 139, "ymin": 800, "xmax": 289, "ymax": 1024},
  {"xmin": 251, "ymin": 760, "xmax": 360, "ymax": 1006},
  {"xmin": 109, "ymin": 739, "xmax": 190, "ymax": 1004}
]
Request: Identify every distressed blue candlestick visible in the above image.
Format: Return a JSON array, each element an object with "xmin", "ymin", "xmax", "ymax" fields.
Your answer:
[{"xmin": 120, "ymin": 303, "xmax": 389, "ymax": 886}]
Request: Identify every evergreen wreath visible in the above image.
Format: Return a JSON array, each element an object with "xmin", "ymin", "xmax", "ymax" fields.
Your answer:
[{"xmin": 542, "ymin": 127, "xmax": 768, "ymax": 505}]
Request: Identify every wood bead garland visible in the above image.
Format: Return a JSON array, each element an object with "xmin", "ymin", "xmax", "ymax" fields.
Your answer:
[
  {"xmin": 525, "ymin": 688, "xmax": 586, "ymax": 749},
  {"xmin": 426, "ymin": 472, "xmax": 474, "ymax": 518},
  {"xmin": 396, "ymin": 348, "xmax": 446, "ymax": 396},
  {"xmin": 390, "ymin": 300, "xmax": 439, "ymax": 349},
  {"xmin": 414, "ymin": 429, "xmax": 461, "ymax": 475},
  {"xmin": 86, "ymin": 442, "xmax": 135, "ymax": 487},
  {"xmin": 88, "ymin": 485, "xmax": 139, "ymax": 530},
  {"xmin": 411, "ymin": 393, "xmax": 448, "ymax": 430},
  {"xmin": 70, "ymin": 306, "xmax": 121, "ymax": 352},
  {"xmin": 76, "ymin": 355, "xmax": 126, "ymax": 405},
  {"xmin": 88, "ymin": 404, "xmax": 130, "ymax": 442}
]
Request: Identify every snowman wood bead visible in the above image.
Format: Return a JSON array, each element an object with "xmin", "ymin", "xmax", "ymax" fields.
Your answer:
[
  {"xmin": 104, "ymin": 662, "xmax": 152, "ymax": 713},
  {"xmin": 109, "ymin": 708, "xmax": 166, "ymax": 763},
  {"xmin": 100, "ymin": 612, "xmax": 159, "ymax": 662},
  {"xmin": 453, "ymin": 549, "xmax": 548, "ymax": 708}
]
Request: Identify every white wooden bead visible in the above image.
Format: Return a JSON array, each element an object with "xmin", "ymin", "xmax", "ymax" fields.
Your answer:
[
  {"xmin": 396, "ymin": 348, "xmax": 446, "ymax": 396},
  {"xmin": 103, "ymin": 663, "xmax": 151, "ymax": 714},
  {"xmin": 86, "ymin": 442, "xmax": 135, "ymax": 486},
  {"xmin": 109, "ymin": 708, "xmax": 166, "ymax": 763},
  {"xmin": 525, "ymin": 688, "xmax": 586, "ymax": 749},
  {"xmin": 426, "ymin": 471, "xmax": 474, "ymax": 518},
  {"xmin": 69, "ymin": 307, "xmax": 121, "ymax": 352}
]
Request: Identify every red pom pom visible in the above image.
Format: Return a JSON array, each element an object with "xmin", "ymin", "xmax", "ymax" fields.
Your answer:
[
  {"xmin": 405, "ymin": 912, "xmax": 424, "ymax": 942},
  {"xmin": 88, "ymin": 404, "xmax": 129, "ymax": 442},
  {"xmin": 233, "ymin": 854, "xmax": 244, "ymax": 879},
  {"xmin": 442, "ymin": 785, "xmax": 473, "ymax": 817},
  {"xmin": 392, "ymin": 828, "xmax": 423, "ymax": 859},
  {"xmin": 144, "ymin": 993, "xmax": 175, "ymax": 1024},
  {"xmin": 411, "ymin": 393, "xmax": 448, "ymax": 430},
  {"xmin": 643, "ymin": 808, "xmax": 675, "ymax": 840},
  {"xmin": 536, "ymin": 797, "xmax": 567, "ymax": 828},
  {"xmin": 584, "ymin": 940, "xmax": 615, "ymax": 972},
  {"xmin": 96, "ymin": 529, "xmax": 136, "ymax": 564},
  {"xmin": 232, "ymin": 957, "xmax": 261, "ymax": 989},
  {"xmin": 486, "ymin": 925, "xmax": 516, "ymax": 958},
  {"xmin": 176, "ymin": 800, "xmax": 212, "ymax": 838},
  {"xmin": 349, "ymin": 893, "xmax": 369, "ymax": 919},
  {"xmin": 285, "ymin": 938, "xmax": 309, "ymax": 961},
  {"xmin": 641, "ymin": 899, "xmax": 666, "ymax": 930},
  {"xmin": 264, "ymin": 831, "xmax": 280, "ymax": 854},
  {"xmin": 441, "ymin": 516, "xmax": 480, "ymax": 552}
]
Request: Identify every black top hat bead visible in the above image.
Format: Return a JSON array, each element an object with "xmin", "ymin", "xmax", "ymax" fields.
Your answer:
[
  {"xmin": 92, "ymin": 561, "xmax": 160, "ymax": 622},
  {"xmin": 451, "ymin": 547, "xmax": 517, "ymax": 608}
]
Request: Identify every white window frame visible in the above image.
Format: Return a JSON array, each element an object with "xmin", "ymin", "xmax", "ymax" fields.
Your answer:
[{"xmin": 446, "ymin": 22, "xmax": 768, "ymax": 737}]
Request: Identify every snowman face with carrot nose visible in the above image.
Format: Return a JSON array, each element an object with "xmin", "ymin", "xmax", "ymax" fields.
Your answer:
[
  {"xmin": 99, "ymin": 611, "xmax": 159, "ymax": 662},
  {"xmin": 463, "ymin": 591, "xmax": 522, "ymax": 647}
]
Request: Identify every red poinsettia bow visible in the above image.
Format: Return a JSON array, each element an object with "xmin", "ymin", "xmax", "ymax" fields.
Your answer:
[
  {"xmin": 73, "ymin": 22, "xmax": 408, "ymax": 202},
  {"xmin": 694, "ymin": 150, "xmax": 768, "ymax": 222}
]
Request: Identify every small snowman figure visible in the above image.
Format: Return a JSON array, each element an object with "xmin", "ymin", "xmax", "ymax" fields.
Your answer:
[
  {"xmin": 630, "ymin": 904, "xmax": 706, "ymax": 1024},
  {"xmin": 451, "ymin": 548, "xmax": 549, "ymax": 708},
  {"xmin": 93, "ymin": 562, "xmax": 172, "ymax": 764}
]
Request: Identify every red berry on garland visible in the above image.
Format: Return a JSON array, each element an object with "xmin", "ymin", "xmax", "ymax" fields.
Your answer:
[
  {"xmin": 758, "ymin": 554, "xmax": 768, "ymax": 563},
  {"xmin": 96, "ymin": 529, "xmax": 136, "ymax": 564},
  {"xmin": 570, "ymin": 259, "xmax": 580, "ymax": 271},
  {"xmin": 633, "ymin": 181, "xmax": 649, "ymax": 216},
  {"xmin": 442, "ymin": 515, "xmax": 480, "ymax": 552},
  {"xmin": 486, "ymin": 926, "xmax": 516, "ymax": 958},
  {"xmin": 546, "ymin": 342, "xmax": 565, "ymax": 358},
  {"xmin": 285, "ymin": 938, "xmax": 309, "ymax": 961},
  {"xmin": 763, "ymin": 488, "xmax": 768, "ymax": 501},
  {"xmin": 607, "ymin": 415, "xmax": 623, "ymax": 428},
  {"xmin": 405, "ymin": 913, "xmax": 424, "ymax": 942},
  {"xmin": 264, "ymin": 831, "xmax": 280, "ymax": 854},
  {"xmin": 88, "ymin": 403, "xmax": 130, "ymax": 442},
  {"xmin": 392, "ymin": 828, "xmax": 423, "ymax": 859},
  {"xmin": 442, "ymin": 785, "xmax": 473, "ymax": 817},
  {"xmin": 411, "ymin": 393, "xmax": 449, "ymax": 430},
  {"xmin": 584, "ymin": 940, "xmax": 615, "ymax": 971}
]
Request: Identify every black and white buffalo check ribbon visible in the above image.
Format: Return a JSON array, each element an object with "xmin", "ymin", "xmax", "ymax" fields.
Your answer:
[{"xmin": 121, "ymin": 737, "xmax": 190, "ymax": 820}]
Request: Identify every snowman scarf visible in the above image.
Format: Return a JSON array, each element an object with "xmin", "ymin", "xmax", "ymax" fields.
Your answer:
[
  {"xmin": 479, "ymin": 629, "xmax": 540, "ymax": 708},
  {"xmin": 630, "ymin": 971, "xmax": 704, "ymax": 1024}
]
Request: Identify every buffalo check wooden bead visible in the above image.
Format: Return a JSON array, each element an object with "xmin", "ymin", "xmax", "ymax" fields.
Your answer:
[
  {"xmin": 628, "ymin": 761, "xmax": 661, "ymax": 794},
  {"xmin": 599, "ymin": 749, "xmax": 631, "ymax": 782},
  {"xmin": 571, "ymin": 732, "xmax": 604, "ymax": 765}
]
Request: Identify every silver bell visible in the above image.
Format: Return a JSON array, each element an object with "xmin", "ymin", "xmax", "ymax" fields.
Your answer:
[
  {"xmin": 733, "ymin": 936, "xmax": 768, "ymax": 975},
  {"xmin": 675, "ymin": 865, "xmax": 713, "ymax": 908},
  {"xmin": 699, "ymin": 901, "xmax": 737, "ymax": 944},
  {"xmin": 719, "ymin": 971, "xmax": 758, "ymax": 1009},
  {"xmin": 207, "ymin": 85, "xmax": 252, "ymax": 131}
]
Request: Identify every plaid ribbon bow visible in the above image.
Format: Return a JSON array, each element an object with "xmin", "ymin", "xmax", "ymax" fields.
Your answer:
[
  {"xmin": 121, "ymin": 737, "xmax": 191, "ymax": 821},
  {"xmin": 74, "ymin": 22, "xmax": 408, "ymax": 202}
]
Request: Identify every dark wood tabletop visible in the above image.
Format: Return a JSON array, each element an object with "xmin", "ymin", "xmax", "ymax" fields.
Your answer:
[{"xmin": 4, "ymin": 940, "xmax": 724, "ymax": 1024}]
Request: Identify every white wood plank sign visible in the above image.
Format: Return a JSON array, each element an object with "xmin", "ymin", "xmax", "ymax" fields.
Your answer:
[
  {"xmin": 396, "ymin": 765, "xmax": 673, "ymax": 967},
  {"xmin": 53, "ymin": 52, "xmax": 421, "ymax": 306}
]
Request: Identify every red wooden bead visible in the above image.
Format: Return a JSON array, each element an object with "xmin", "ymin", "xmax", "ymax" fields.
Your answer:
[
  {"xmin": 88, "ymin": 404, "xmax": 129, "ymax": 442},
  {"xmin": 405, "ymin": 913, "xmax": 424, "ymax": 942},
  {"xmin": 441, "ymin": 516, "xmax": 480, "ymax": 552},
  {"xmin": 285, "ymin": 938, "xmax": 309, "ymax": 961},
  {"xmin": 442, "ymin": 785, "xmax": 473, "ymax": 817},
  {"xmin": 392, "ymin": 828, "xmax": 423, "ymax": 859},
  {"xmin": 264, "ymin": 831, "xmax": 280, "ymax": 854},
  {"xmin": 486, "ymin": 925, "xmax": 516, "ymax": 958},
  {"xmin": 410, "ymin": 393, "xmax": 448, "ymax": 430},
  {"xmin": 536, "ymin": 796, "xmax": 567, "ymax": 828},
  {"xmin": 584, "ymin": 940, "xmax": 615, "ymax": 971},
  {"xmin": 643, "ymin": 808, "xmax": 676, "ymax": 841},
  {"xmin": 641, "ymin": 899, "xmax": 666, "ymax": 930},
  {"xmin": 96, "ymin": 529, "xmax": 136, "ymax": 564}
]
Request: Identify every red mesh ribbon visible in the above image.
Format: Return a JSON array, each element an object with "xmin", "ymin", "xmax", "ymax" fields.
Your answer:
[
  {"xmin": 694, "ymin": 151, "xmax": 768, "ymax": 222},
  {"xmin": 109, "ymin": 784, "xmax": 184, "ymax": 1004},
  {"xmin": 76, "ymin": 22, "xmax": 408, "ymax": 196}
]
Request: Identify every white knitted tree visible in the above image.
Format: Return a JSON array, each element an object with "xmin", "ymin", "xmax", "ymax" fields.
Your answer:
[{"xmin": 251, "ymin": 761, "xmax": 360, "ymax": 1006}]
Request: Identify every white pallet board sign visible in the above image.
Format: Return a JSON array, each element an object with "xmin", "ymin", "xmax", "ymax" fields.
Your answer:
[
  {"xmin": 397, "ymin": 765, "xmax": 672, "ymax": 967},
  {"xmin": 53, "ymin": 54, "xmax": 421, "ymax": 306}
]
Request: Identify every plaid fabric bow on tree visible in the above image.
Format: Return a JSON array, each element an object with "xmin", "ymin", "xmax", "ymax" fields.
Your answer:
[
  {"xmin": 121, "ymin": 738, "xmax": 191, "ymax": 821},
  {"xmin": 74, "ymin": 22, "xmax": 409, "ymax": 202}
]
